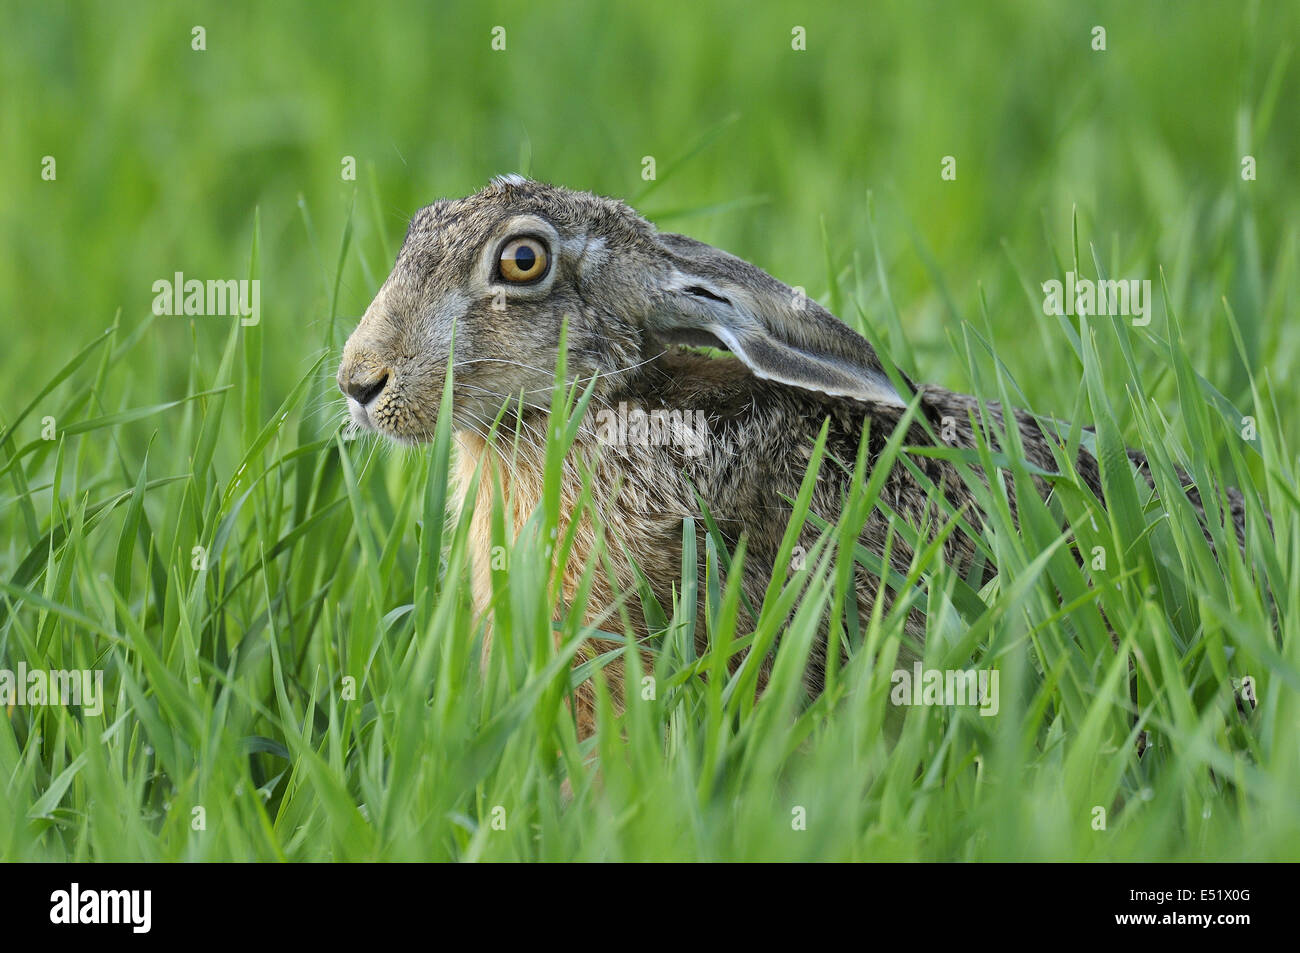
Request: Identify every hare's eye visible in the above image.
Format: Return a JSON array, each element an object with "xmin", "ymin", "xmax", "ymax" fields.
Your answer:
[{"xmin": 498, "ymin": 237, "xmax": 549, "ymax": 283}]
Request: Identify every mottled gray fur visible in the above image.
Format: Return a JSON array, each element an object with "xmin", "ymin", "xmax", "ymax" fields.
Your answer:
[{"xmin": 338, "ymin": 177, "xmax": 1250, "ymax": 721}]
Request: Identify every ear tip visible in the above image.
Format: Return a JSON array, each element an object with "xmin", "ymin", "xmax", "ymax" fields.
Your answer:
[
  {"xmin": 749, "ymin": 362, "xmax": 905, "ymax": 408},
  {"xmin": 850, "ymin": 384, "xmax": 908, "ymax": 408}
]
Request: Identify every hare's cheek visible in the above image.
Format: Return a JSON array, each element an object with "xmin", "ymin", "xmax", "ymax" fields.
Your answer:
[{"xmin": 416, "ymin": 289, "xmax": 473, "ymax": 358}]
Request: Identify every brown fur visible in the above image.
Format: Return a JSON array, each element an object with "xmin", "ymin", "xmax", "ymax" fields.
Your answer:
[{"xmin": 339, "ymin": 177, "xmax": 1252, "ymax": 737}]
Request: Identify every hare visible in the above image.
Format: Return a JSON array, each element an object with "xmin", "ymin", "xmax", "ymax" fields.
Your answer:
[{"xmin": 338, "ymin": 175, "xmax": 1249, "ymax": 735}]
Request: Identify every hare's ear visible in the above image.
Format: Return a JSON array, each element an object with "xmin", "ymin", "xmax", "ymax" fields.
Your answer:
[{"xmin": 646, "ymin": 233, "xmax": 907, "ymax": 407}]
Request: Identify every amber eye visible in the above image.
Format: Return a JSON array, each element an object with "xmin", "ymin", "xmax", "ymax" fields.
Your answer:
[{"xmin": 498, "ymin": 236, "xmax": 549, "ymax": 283}]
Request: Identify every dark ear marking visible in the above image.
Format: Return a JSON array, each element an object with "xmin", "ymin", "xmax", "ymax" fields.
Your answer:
[
  {"xmin": 646, "ymin": 233, "xmax": 906, "ymax": 407},
  {"xmin": 684, "ymin": 285, "xmax": 731, "ymax": 305}
]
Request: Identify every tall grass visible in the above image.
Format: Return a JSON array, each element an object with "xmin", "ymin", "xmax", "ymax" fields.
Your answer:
[
  {"xmin": 1, "ymin": 189, "xmax": 1295, "ymax": 859},
  {"xmin": 1, "ymin": 0, "xmax": 1297, "ymax": 861}
]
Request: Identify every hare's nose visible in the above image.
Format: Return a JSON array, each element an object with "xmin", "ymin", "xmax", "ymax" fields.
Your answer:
[{"xmin": 340, "ymin": 369, "xmax": 390, "ymax": 406}]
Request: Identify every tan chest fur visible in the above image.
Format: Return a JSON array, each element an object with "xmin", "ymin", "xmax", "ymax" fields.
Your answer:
[{"xmin": 451, "ymin": 428, "xmax": 667, "ymax": 734}]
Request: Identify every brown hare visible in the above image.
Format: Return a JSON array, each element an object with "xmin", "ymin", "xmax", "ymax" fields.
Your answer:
[{"xmin": 338, "ymin": 175, "xmax": 1249, "ymax": 735}]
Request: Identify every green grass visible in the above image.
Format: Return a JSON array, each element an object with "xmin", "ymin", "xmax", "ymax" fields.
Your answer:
[{"xmin": 1, "ymin": 0, "xmax": 1298, "ymax": 860}]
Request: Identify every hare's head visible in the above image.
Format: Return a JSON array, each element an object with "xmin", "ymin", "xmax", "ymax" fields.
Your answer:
[{"xmin": 338, "ymin": 176, "xmax": 903, "ymax": 442}]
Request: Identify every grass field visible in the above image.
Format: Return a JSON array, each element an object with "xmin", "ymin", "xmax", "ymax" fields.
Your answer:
[{"xmin": 2, "ymin": 0, "xmax": 1298, "ymax": 860}]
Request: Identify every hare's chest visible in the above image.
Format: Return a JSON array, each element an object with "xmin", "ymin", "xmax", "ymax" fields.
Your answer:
[
  {"xmin": 451, "ymin": 430, "xmax": 693, "ymax": 631},
  {"xmin": 451, "ymin": 432, "xmax": 601, "ymax": 617}
]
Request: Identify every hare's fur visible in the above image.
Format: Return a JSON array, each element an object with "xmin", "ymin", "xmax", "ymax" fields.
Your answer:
[{"xmin": 340, "ymin": 177, "xmax": 1249, "ymax": 736}]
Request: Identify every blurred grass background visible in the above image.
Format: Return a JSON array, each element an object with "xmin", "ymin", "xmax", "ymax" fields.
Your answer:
[
  {"xmin": 4, "ymin": 0, "xmax": 1296, "ymax": 423},
  {"xmin": 2, "ymin": 0, "xmax": 1299, "ymax": 861}
]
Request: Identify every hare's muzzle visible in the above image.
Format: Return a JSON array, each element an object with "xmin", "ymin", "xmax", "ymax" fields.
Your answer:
[
  {"xmin": 337, "ymin": 348, "xmax": 391, "ymax": 409},
  {"xmin": 339, "ymin": 369, "xmax": 389, "ymax": 407}
]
